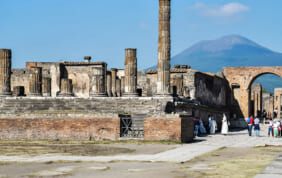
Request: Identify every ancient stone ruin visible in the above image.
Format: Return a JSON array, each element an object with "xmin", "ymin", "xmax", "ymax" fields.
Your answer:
[{"xmin": 0, "ymin": 0, "xmax": 281, "ymax": 142}]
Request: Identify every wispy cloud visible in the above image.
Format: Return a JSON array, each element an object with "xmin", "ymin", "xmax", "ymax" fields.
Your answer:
[
  {"xmin": 139, "ymin": 23, "xmax": 150, "ymax": 30},
  {"xmin": 189, "ymin": 2, "xmax": 250, "ymax": 17}
]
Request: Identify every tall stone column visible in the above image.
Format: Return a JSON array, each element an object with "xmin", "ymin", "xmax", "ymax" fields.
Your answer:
[
  {"xmin": 42, "ymin": 77, "xmax": 51, "ymax": 97},
  {"xmin": 106, "ymin": 71, "xmax": 112, "ymax": 97},
  {"xmin": 111, "ymin": 68, "xmax": 117, "ymax": 97},
  {"xmin": 0, "ymin": 49, "xmax": 12, "ymax": 96},
  {"xmin": 156, "ymin": 0, "xmax": 171, "ymax": 96},
  {"xmin": 123, "ymin": 48, "xmax": 138, "ymax": 97},
  {"xmin": 90, "ymin": 65, "xmax": 107, "ymax": 97},
  {"xmin": 28, "ymin": 67, "xmax": 42, "ymax": 96},
  {"xmin": 59, "ymin": 78, "xmax": 73, "ymax": 97}
]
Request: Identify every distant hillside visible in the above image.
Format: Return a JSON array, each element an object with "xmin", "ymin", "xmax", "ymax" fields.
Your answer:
[{"xmin": 147, "ymin": 35, "xmax": 282, "ymax": 92}]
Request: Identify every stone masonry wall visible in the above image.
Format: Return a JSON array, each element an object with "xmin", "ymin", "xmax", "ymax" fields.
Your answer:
[
  {"xmin": 0, "ymin": 116, "xmax": 120, "ymax": 140},
  {"xmin": 144, "ymin": 116, "xmax": 194, "ymax": 142}
]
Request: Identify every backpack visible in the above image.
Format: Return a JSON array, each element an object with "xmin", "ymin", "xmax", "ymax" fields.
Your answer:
[{"xmin": 247, "ymin": 118, "xmax": 251, "ymax": 123}]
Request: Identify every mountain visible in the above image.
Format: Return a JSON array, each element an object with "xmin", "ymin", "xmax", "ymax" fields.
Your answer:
[{"xmin": 147, "ymin": 35, "xmax": 282, "ymax": 92}]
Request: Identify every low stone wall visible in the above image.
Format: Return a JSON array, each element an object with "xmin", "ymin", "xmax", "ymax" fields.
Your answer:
[
  {"xmin": 0, "ymin": 116, "xmax": 120, "ymax": 140},
  {"xmin": 144, "ymin": 116, "xmax": 194, "ymax": 142}
]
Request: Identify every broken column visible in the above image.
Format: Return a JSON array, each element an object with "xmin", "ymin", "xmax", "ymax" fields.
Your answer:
[
  {"xmin": 123, "ymin": 48, "xmax": 138, "ymax": 97},
  {"xmin": 28, "ymin": 67, "xmax": 42, "ymax": 96},
  {"xmin": 116, "ymin": 78, "xmax": 121, "ymax": 97},
  {"xmin": 111, "ymin": 68, "xmax": 117, "ymax": 97},
  {"xmin": 0, "ymin": 49, "xmax": 12, "ymax": 96},
  {"xmin": 84, "ymin": 56, "xmax": 91, "ymax": 63},
  {"xmin": 106, "ymin": 71, "xmax": 112, "ymax": 97},
  {"xmin": 121, "ymin": 76, "xmax": 125, "ymax": 95},
  {"xmin": 59, "ymin": 78, "xmax": 73, "ymax": 97},
  {"xmin": 90, "ymin": 64, "xmax": 107, "ymax": 97},
  {"xmin": 156, "ymin": 0, "xmax": 171, "ymax": 96},
  {"xmin": 42, "ymin": 77, "xmax": 51, "ymax": 97}
]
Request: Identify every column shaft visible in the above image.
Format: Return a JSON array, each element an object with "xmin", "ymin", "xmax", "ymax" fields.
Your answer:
[
  {"xmin": 42, "ymin": 77, "xmax": 51, "ymax": 97},
  {"xmin": 124, "ymin": 48, "xmax": 138, "ymax": 97},
  {"xmin": 0, "ymin": 49, "xmax": 12, "ymax": 96},
  {"xmin": 156, "ymin": 0, "xmax": 171, "ymax": 96},
  {"xmin": 106, "ymin": 71, "xmax": 112, "ymax": 97},
  {"xmin": 111, "ymin": 68, "xmax": 117, "ymax": 97},
  {"xmin": 28, "ymin": 67, "xmax": 42, "ymax": 96},
  {"xmin": 90, "ymin": 65, "xmax": 107, "ymax": 97}
]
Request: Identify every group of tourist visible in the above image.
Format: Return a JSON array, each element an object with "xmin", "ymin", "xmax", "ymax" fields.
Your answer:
[
  {"xmin": 247, "ymin": 115, "xmax": 282, "ymax": 137},
  {"xmin": 194, "ymin": 113, "xmax": 229, "ymax": 137},
  {"xmin": 267, "ymin": 118, "xmax": 282, "ymax": 137}
]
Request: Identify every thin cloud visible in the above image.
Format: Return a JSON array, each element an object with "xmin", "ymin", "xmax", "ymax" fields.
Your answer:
[
  {"xmin": 139, "ymin": 23, "xmax": 150, "ymax": 30},
  {"xmin": 189, "ymin": 3, "xmax": 250, "ymax": 17}
]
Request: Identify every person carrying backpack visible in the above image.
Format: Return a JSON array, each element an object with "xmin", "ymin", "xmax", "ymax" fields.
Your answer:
[{"xmin": 247, "ymin": 116, "xmax": 254, "ymax": 136}]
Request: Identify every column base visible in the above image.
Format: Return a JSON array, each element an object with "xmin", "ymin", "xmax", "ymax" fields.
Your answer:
[
  {"xmin": 58, "ymin": 92, "xmax": 73, "ymax": 97},
  {"xmin": 28, "ymin": 93, "xmax": 42, "ymax": 97},
  {"xmin": 0, "ymin": 92, "xmax": 12, "ymax": 96},
  {"xmin": 122, "ymin": 93, "xmax": 139, "ymax": 97},
  {"xmin": 42, "ymin": 93, "xmax": 51, "ymax": 97},
  {"xmin": 90, "ymin": 93, "xmax": 107, "ymax": 97},
  {"xmin": 154, "ymin": 93, "xmax": 172, "ymax": 97}
]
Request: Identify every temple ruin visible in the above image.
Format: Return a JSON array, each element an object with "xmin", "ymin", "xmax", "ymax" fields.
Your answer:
[{"xmin": 0, "ymin": 0, "xmax": 281, "ymax": 142}]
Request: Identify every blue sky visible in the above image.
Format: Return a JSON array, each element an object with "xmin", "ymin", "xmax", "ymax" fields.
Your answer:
[{"xmin": 1, "ymin": 0, "xmax": 282, "ymax": 70}]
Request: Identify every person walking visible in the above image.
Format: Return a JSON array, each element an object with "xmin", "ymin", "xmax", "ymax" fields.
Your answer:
[
  {"xmin": 199, "ymin": 118, "xmax": 207, "ymax": 134},
  {"xmin": 273, "ymin": 120, "xmax": 279, "ymax": 137},
  {"xmin": 268, "ymin": 118, "xmax": 274, "ymax": 137},
  {"xmin": 194, "ymin": 117, "xmax": 200, "ymax": 137},
  {"xmin": 221, "ymin": 113, "xmax": 228, "ymax": 135},
  {"xmin": 254, "ymin": 117, "xmax": 260, "ymax": 136},
  {"xmin": 209, "ymin": 116, "xmax": 217, "ymax": 134},
  {"xmin": 247, "ymin": 116, "xmax": 254, "ymax": 136}
]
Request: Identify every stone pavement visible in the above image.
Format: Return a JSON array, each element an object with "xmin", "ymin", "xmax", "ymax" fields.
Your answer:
[{"xmin": 255, "ymin": 154, "xmax": 282, "ymax": 178}]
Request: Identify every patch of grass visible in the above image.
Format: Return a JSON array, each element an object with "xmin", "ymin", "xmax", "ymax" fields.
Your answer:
[
  {"xmin": 205, "ymin": 153, "xmax": 275, "ymax": 178},
  {"xmin": 182, "ymin": 146, "xmax": 279, "ymax": 178},
  {"xmin": 188, "ymin": 147, "xmax": 226, "ymax": 163}
]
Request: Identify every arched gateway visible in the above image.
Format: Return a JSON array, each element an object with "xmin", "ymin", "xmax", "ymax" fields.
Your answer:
[{"xmin": 223, "ymin": 66, "xmax": 282, "ymax": 119}]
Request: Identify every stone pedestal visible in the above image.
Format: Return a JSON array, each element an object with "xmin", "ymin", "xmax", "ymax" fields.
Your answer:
[
  {"xmin": 42, "ymin": 77, "xmax": 51, "ymax": 97},
  {"xmin": 106, "ymin": 71, "xmax": 112, "ymax": 97},
  {"xmin": 28, "ymin": 67, "xmax": 42, "ymax": 96},
  {"xmin": 111, "ymin": 68, "xmax": 117, "ymax": 97},
  {"xmin": 123, "ymin": 48, "xmax": 138, "ymax": 97},
  {"xmin": 13, "ymin": 86, "xmax": 24, "ymax": 96},
  {"xmin": 0, "ymin": 49, "xmax": 12, "ymax": 96},
  {"xmin": 156, "ymin": 0, "xmax": 171, "ymax": 96},
  {"xmin": 59, "ymin": 78, "xmax": 73, "ymax": 97},
  {"xmin": 90, "ymin": 65, "xmax": 107, "ymax": 97}
]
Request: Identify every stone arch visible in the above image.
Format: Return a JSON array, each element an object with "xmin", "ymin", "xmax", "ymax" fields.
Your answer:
[
  {"xmin": 247, "ymin": 71, "xmax": 282, "ymax": 90},
  {"xmin": 223, "ymin": 66, "xmax": 282, "ymax": 118}
]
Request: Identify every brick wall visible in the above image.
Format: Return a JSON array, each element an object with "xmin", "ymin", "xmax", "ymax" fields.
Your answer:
[
  {"xmin": 0, "ymin": 117, "xmax": 120, "ymax": 140},
  {"xmin": 144, "ymin": 117, "xmax": 194, "ymax": 142}
]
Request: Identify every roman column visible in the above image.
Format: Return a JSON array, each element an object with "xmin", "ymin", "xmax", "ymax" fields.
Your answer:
[
  {"xmin": 42, "ymin": 77, "xmax": 51, "ymax": 97},
  {"xmin": 123, "ymin": 48, "xmax": 138, "ymax": 97},
  {"xmin": 121, "ymin": 76, "xmax": 125, "ymax": 95},
  {"xmin": 59, "ymin": 78, "xmax": 73, "ymax": 97},
  {"xmin": 90, "ymin": 65, "xmax": 107, "ymax": 97},
  {"xmin": 106, "ymin": 71, "xmax": 112, "ymax": 97},
  {"xmin": 0, "ymin": 49, "xmax": 12, "ymax": 96},
  {"xmin": 156, "ymin": 0, "xmax": 171, "ymax": 96},
  {"xmin": 111, "ymin": 68, "xmax": 117, "ymax": 97},
  {"xmin": 116, "ymin": 78, "xmax": 121, "ymax": 97},
  {"xmin": 28, "ymin": 67, "xmax": 42, "ymax": 96}
]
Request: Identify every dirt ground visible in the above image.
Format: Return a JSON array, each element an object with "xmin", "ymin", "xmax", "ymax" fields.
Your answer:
[{"xmin": 0, "ymin": 141, "xmax": 281, "ymax": 178}]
